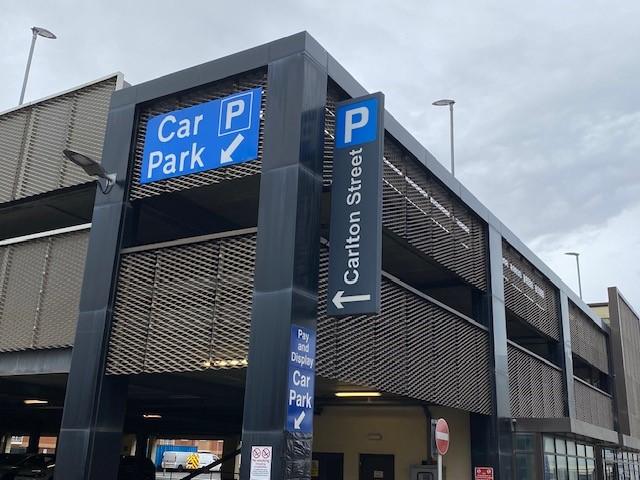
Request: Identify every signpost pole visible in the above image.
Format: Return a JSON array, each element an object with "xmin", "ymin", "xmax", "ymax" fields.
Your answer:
[
  {"xmin": 437, "ymin": 454, "xmax": 442, "ymax": 480},
  {"xmin": 239, "ymin": 52, "xmax": 327, "ymax": 480}
]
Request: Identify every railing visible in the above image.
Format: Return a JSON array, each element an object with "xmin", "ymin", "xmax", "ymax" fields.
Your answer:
[
  {"xmin": 508, "ymin": 341, "xmax": 566, "ymax": 418},
  {"xmin": 574, "ymin": 376, "xmax": 614, "ymax": 430}
]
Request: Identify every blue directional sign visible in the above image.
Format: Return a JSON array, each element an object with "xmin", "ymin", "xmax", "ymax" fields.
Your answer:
[
  {"xmin": 140, "ymin": 88, "xmax": 262, "ymax": 184},
  {"xmin": 286, "ymin": 324, "xmax": 316, "ymax": 433}
]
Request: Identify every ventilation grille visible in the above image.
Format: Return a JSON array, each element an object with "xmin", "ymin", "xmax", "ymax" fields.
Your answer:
[
  {"xmin": 128, "ymin": 69, "xmax": 267, "ymax": 200},
  {"xmin": 618, "ymin": 297, "xmax": 640, "ymax": 438},
  {"xmin": 503, "ymin": 241, "xmax": 560, "ymax": 340},
  {"xmin": 508, "ymin": 342, "xmax": 566, "ymax": 418},
  {"xmin": 0, "ymin": 77, "xmax": 118, "ymax": 202},
  {"xmin": 0, "ymin": 230, "xmax": 89, "ymax": 351},
  {"xmin": 569, "ymin": 301, "xmax": 609, "ymax": 373},
  {"xmin": 106, "ymin": 232, "xmax": 492, "ymax": 414},
  {"xmin": 574, "ymin": 377, "xmax": 614, "ymax": 430},
  {"xmin": 324, "ymin": 84, "xmax": 488, "ymax": 292}
]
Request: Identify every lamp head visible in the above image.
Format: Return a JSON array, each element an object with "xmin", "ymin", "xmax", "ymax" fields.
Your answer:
[
  {"xmin": 432, "ymin": 99, "xmax": 455, "ymax": 107},
  {"xmin": 32, "ymin": 27, "xmax": 57, "ymax": 39},
  {"xmin": 63, "ymin": 149, "xmax": 116, "ymax": 194},
  {"xmin": 565, "ymin": 252, "xmax": 580, "ymax": 257}
]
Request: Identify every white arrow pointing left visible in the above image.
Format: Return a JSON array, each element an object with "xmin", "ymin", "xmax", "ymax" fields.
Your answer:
[
  {"xmin": 332, "ymin": 290, "xmax": 372, "ymax": 310},
  {"xmin": 221, "ymin": 133, "xmax": 244, "ymax": 164},
  {"xmin": 294, "ymin": 411, "xmax": 305, "ymax": 430}
]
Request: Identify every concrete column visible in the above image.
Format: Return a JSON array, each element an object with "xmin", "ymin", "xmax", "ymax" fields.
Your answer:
[{"xmin": 239, "ymin": 51, "xmax": 327, "ymax": 480}]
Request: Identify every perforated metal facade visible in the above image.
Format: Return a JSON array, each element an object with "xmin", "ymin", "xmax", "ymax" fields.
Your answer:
[
  {"xmin": 106, "ymin": 232, "xmax": 493, "ymax": 414},
  {"xmin": 574, "ymin": 377, "xmax": 614, "ymax": 430},
  {"xmin": 0, "ymin": 229, "xmax": 89, "ymax": 351},
  {"xmin": 0, "ymin": 76, "xmax": 119, "ymax": 202},
  {"xmin": 569, "ymin": 301, "xmax": 609, "ymax": 373},
  {"xmin": 503, "ymin": 241, "xmax": 560, "ymax": 340},
  {"xmin": 128, "ymin": 69, "xmax": 267, "ymax": 201},
  {"xmin": 508, "ymin": 342, "xmax": 566, "ymax": 418},
  {"xmin": 325, "ymin": 84, "xmax": 488, "ymax": 292},
  {"xmin": 618, "ymin": 298, "xmax": 640, "ymax": 437}
]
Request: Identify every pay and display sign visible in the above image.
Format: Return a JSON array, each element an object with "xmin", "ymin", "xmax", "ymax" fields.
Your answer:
[
  {"xmin": 140, "ymin": 88, "xmax": 262, "ymax": 184},
  {"xmin": 286, "ymin": 325, "xmax": 316, "ymax": 433},
  {"xmin": 327, "ymin": 93, "xmax": 384, "ymax": 316}
]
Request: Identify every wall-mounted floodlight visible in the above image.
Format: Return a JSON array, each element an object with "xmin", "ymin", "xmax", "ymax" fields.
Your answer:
[{"xmin": 63, "ymin": 149, "xmax": 116, "ymax": 194}]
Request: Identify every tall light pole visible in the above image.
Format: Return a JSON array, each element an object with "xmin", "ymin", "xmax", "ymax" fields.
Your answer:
[
  {"xmin": 565, "ymin": 252, "xmax": 583, "ymax": 299},
  {"xmin": 19, "ymin": 26, "xmax": 57, "ymax": 105},
  {"xmin": 432, "ymin": 99, "xmax": 456, "ymax": 176}
]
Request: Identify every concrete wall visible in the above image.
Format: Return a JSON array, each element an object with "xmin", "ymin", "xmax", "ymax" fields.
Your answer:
[{"xmin": 313, "ymin": 405, "xmax": 471, "ymax": 480}]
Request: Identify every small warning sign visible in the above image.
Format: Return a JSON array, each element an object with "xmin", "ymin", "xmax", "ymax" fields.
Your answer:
[
  {"xmin": 475, "ymin": 467, "xmax": 494, "ymax": 480},
  {"xmin": 250, "ymin": 446, "xmax": 272, "ymax": 480},
  {"xmin": 186, "ymin": 453, "xmax": 200, "ymax": 470}
]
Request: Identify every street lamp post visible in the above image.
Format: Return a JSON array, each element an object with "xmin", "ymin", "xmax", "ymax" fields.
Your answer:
[
  {"xmin": 19, "ymin": 26, "xmax": 57, "ymax": 105},
  {"xmin": 432, "ymin": 99, "xmax": 456, "ymax": 176},
  {"xmin": 565, "ymin": 252, "xmax": 583, "ymax": 299}
]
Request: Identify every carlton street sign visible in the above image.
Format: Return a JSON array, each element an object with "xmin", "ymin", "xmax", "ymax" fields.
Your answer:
[{"xmin": 326, "ymin": 92, "xmax": 384, "ymax": 317}]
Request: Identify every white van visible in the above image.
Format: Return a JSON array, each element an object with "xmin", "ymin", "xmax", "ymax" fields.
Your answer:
[{"xmin": 161, "ymin": 451, "xmax": 220, "ymax": 471}]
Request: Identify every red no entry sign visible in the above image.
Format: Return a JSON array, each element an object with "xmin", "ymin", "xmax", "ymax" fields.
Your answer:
[
  {"xmin": 475, "ymin": 467, "xmax": 494, "ymax": 480},
  {"xmin": 435, "ymin": 418, "xmax": 450, "ymax": 455}
]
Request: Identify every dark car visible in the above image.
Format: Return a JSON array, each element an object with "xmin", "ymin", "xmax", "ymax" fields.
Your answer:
[
  {"xmin": 12, "ymin": 454, "xmax": 56, "ymax": 480},
  {"xmin": 117, "ymin": 456, "xmax": 155, "ymax": 480},
  {"xmin": 0, "ymin": 454, "xmax": 36, "ymax": 480}
]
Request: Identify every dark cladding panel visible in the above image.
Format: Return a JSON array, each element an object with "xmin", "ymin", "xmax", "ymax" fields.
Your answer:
[
  {"xmin": 128, "ymin": 69, "xmax": 267, "ymax": 200},
  {"xmin": 508, "ymin": 343, "xmax": 566, "ymax": 418},
  {"xmin": 569, "ymin": 301, "xmax": 609, "ymax": 373},
  {"xmin": 618, "ymin": 297, "xmax": 640, "ymax": 437},
  {"xmin": 503, "ymin": 241, "xmax": 560, "ymax": 340}
]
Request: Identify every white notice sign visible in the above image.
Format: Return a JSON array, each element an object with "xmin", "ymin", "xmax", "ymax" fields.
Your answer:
[{"xmin": 250, "ymin": 446, "xmax": 272, "ymax": 480}]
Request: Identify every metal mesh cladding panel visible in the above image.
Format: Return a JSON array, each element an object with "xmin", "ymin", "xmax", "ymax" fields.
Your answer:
[
  {"xmin": 107, "ymin": 233, "xmax": 493, "ymax": 415},
  {"xmin": 618, "ymin": 298, "xmax": 640, "ymax": 438},
  {"xmin": 508, "ymin": 343, "xmax": 566, "ymax": 418},
  {"xmin": 574, "ymin": 378, "xmax": 614, "ymax": 430},
  {"xmin": 503, "ymin": 242, "xmax": 560, "ymax": 340},
  {"xmin": 128, "ymin": 69, "xmax": 267, "ymax": 201},
  {"xmin": 324, "ymin": 84, "xmax": 488, "ymax": 291},
  {"xmin": 0, "ymin": 230, "xmax": 89, "ymax": 351},
  {"xmin": 569, "ymin": 301, "xmax": 609, "ymax": 373},
  {"xmin": 0, "ymin": 77, "xmax": 117, "ymax": 202}
]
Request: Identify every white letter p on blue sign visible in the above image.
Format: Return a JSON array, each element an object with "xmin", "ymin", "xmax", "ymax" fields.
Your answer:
[{"xmin": 335, "ymin": 97, "xmax": 379, "ymax": 148}]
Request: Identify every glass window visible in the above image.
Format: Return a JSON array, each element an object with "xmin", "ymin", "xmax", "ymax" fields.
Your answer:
[
  {"xmin": 586, "ymin": 459, "xmax": 595, "ymax": 480},
  {"xmin": 545, "ymin": 454, "xmax": 558, "ymax": 480},
  {"xmin": 516, "ymin": 433, "xmax": 535, "ymax": 451},
  {"xmin": 545, "ymin": 436, "xmax": 556, "ymax": 453},
  {"xmin": 585, "ymin": 445, "xmax": 594, "ymax": 458},
  {"xmin": 557, "ymin": 455, "xmax": 569, "ymax": 480},
  {"xmin": 516, "ymin": 453, "xmax": 535, "ymax": 480},
  {"xmin": 556, "ymin": 438, "xmax": 567, "ymax": 455},
  {"xmin": 568, "ymin": 456, "xmax": 578, "ymax": 480},
  {"xmin": 567, "ymin": 440, "xmax": 577, "ymax": 456},
  {"xmin": 578, "ymin": 458, "xmax": 587, "ymax": 480},
  {"xmin": 577, "ymin": 443, "xmax": 586, "ymax": 458}
]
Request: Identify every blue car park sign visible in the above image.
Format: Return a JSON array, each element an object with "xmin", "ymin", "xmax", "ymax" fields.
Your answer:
[
  {"xmin": 140, "ymin": 88, "xmax": 262, "ymax": 184},
  {"xmin": 286, "ymin": 325, "xmax": 316, "ymax": 434},
  {"xmin": 327, "ymin": 92, "xmax": 385, "ymax": 317}
]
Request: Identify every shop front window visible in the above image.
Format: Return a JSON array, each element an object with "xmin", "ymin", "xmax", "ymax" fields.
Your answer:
[{"xmin": 543, "ymin": 436, "xmax": 595, "ymax": 480}]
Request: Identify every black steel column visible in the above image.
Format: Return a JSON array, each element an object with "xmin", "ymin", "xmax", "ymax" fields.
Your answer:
[
  {"xmin": 472, "ymin": 225, "xmax": 513, "ymax": 479},
  {"xmin": 54, "ymin": 98, "xmax": 135, "ymax": 480},
  {"xmin": 239, "ymin": 51, "xmax": 327, "ymax": 480},
  {"xmin": 27, "ymin": 431, "xmax": 39, "ymax": 454},
  {"xmin": 559, "ymin": 292, "xmax": 576, "ymax": 419}
]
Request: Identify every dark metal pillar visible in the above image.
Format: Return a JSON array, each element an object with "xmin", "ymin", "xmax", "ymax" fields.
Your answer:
[
  {"xmin": 559, "ymin": 292, "xmax": 576, "ymax": 418},
  {"xmin": 472, "ymin": 225, "xmax": 513, "ymax": 479},
  {"xmin": 27, "ymin": 431, "xmax": 40, "ymax": 454},
  {"xmin": 239, "ymin": 51, "xmax": 327, "ymax": 480},
  {"xmin": 54, "ymin": 98, "xmax": 135, "ymax": 480},
  {"xmin": 135, "ymin": 432, "xmax": 148, "ymax": 460},
  {"xmin": 222, "ymin": 435, "xmax": 241, "ymax": 480}
]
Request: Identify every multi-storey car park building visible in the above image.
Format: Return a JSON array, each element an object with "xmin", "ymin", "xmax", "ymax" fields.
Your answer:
[{"xmin": 0, "ymin": 32, "xmax": 639, "ymax": 480}]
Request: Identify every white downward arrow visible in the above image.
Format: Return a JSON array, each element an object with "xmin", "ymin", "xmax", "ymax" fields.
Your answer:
[
  {"xmin": 294, "ymin": 411, "xmax": 305, "ymax": 429},
  {"xmin": 332, "ymin": 290, "xmax": 372, "ymax": 310},
  {"xmin": 221, "ymin": 133, "xmax": 244, "ymax": 164}
]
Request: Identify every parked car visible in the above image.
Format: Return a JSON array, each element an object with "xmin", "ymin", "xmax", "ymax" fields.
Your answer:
[
  {"xmin": 117, "ymin": 456, "xmax": 155, "ymax": 480},
  {"xmin": 13, "ymin": 454, "xmax": 55, "ymax": 480},
  {"xmin": 161, "ymin": 450, "xmax": 220, "ymax": 471}
]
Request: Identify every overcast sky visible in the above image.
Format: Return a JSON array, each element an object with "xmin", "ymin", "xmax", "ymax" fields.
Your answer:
[{"xmin": 2, "ymin": 0, "xmax": 639, "ymax": 309}]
